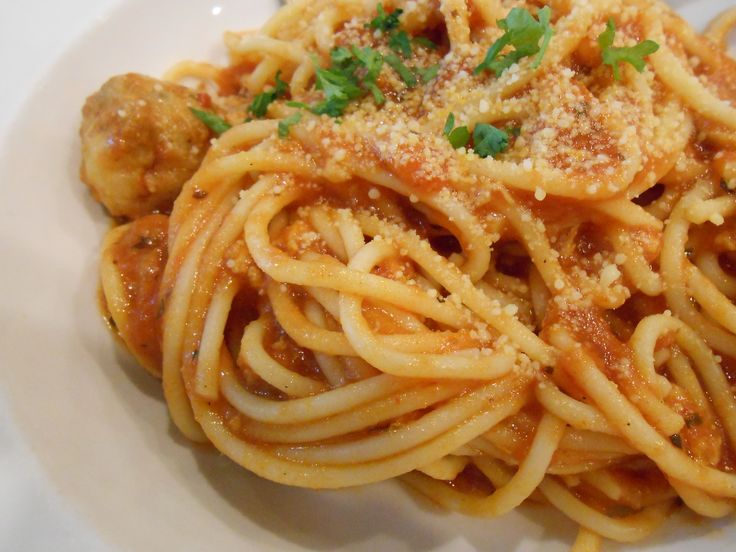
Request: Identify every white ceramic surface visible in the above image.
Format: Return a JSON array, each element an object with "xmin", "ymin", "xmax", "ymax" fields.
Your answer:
[{"xmin": 0, "ymin": 1, "xmax": 733, "ymax": 550}]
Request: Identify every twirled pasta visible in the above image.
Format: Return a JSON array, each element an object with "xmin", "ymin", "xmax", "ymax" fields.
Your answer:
[{"xmin": 86, "ymin": 0, "xmax": 736, "ymax": 550}]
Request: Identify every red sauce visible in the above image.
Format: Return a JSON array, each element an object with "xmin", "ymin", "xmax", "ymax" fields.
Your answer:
[
  {"xmin": 216, "ymin": 62, "xmax": 256, "ymax": 96},
  {"xmin": 262, "ymin": 310, "xmax": 323, "ymax": 381}
]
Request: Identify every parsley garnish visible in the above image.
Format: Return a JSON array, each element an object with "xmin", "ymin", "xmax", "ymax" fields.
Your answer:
[
  {"xmin": 385, "ymin": 54, "xmax": 418, "ymax": 87},
  {"xmin": 367, "ymin": 4, "xmax": 438, "ymax": 86},
  {"xmin": 307, "ymin": 55, "xmax": 363, "ymax": 116},
  {"xmin": 330, "ymin": 47, "xmax": 360, "ymax": 74},
  {"xmin": 415, "ymin": 64, "xmax": 440, "ymax": 84},
  {"xmin": 389, "ymin": 30, "xmax": 412, "ymax": 58},
  {"xmin": 412, "ymin": 36, "xmax": 438, "ymax": 50},
  {"xmin": 351, "ymin": 46, "xmax": 385, "ymax": 104},
  {"xmin": 443, "ymin": 113, "xmax": 470, "ymax": 149},
  {"xmin": 190, "ymin": 108, "xmax": 231, "ymax": 135},
  {"xmin": 473, "ymin": 123, "xmax": 509, "ymax": 158},
  {"xmin": 475, "ymin": 6, "xmax": 553, "ymax": 76},
  {"xmin": 443, "ymin": 113, "xmax": 456, "ymax": 136},
  {"xmin": 248, "ymin": 71, "xmax": 289, "ymax": 117},
  {"xmin": 443, "ymin": 114, "xmax": 511, "ymax": 157},
  {"xmin": 367, "ymin": 3, "xmax": 402, "ymax": 31},
  {"xmin": 315, "ymin": 60, "xmax": 362, "ymax": 104},
  {"xmin": 278, "ymin": 112, "xmax": 302, "ymax": 138},
  {"xmin": 289, "ymin": 47, "xmax": 387, "ymax": 117},
  {"xmin": 597, "ymin": 19, "xmax": 659, "ymax": 80}
]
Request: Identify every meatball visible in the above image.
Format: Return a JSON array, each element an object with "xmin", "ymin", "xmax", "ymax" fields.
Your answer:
[{"xmin": 80, "ymin": 73, "xmax": 211, "ymax": 219}]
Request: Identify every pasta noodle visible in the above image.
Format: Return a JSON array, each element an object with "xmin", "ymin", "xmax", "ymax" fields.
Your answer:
[{"xmin": 82, "ymin": 0, "xmax": 736, "ymax": 549}]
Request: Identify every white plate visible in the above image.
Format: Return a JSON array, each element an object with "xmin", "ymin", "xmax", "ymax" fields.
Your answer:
[{"xmin": 0, "ymin": 1, "xmax": 734, "ymax": 550}]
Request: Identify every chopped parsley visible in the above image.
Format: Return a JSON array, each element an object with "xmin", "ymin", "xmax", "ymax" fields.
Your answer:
[
  {"xmin": 473, "ymin": 123, "xmax": 510, "ymax": 158},
  {"xmin": 286, "ymin": 2, "xmax": 442, "ymax": 120},
  {"xmin": 288, "ymin": 47, "xmax": 388, "ymax": 117},
  {"xmin": 351, "ymin": 46, "xmax": 385, "ymax": 104},
  {"xmin": 412, "ymin": 36, "xmax": 438, "ymax": 50},
  {"xmin": 389, "ymin": 30, "xmax": 412, "ymax": 58},
  {"xmin": 475, "ymin": 6, "xmax": 554, "ymax": 76},
  {"xmin": 385, "ymin": 54, "xmax": 418, "ymax": 87},
  {"xmin": 598, "ymin": 19, "xmax": 659, "ymax": 80},
  {"xmin": 248, "ymin": 70, "xmax": 289, "ymax": 117},
  {"xmin": 300, "ymin": 54, "xmax": 363, "ymax": 116},
  {"xmin": 315, "ymin": 60, "xmax": 362, "ymax": 104},
  {"xmin": 443, "ymin": 112, "xmax": 456, "ymax": 136},
  {"xmin": 415, "ymin": 63, "xmax": 440, "ymax": 84},
  {"xmin": 367, "ymin": 3, "xmax": 403, "ymax": 32},
  {"xmin": 443, "ymin": 113, "xmax": 470, "ymax": 149},
  {"xmin": 278, "ymin": 112, "xmax": 302, "ymax": 138},
  {"xmin": 190, "ymin": 108, "xmax": 231, "ymax": 135},
  {"xmin": 444, "ymin": 113, "xmax": 511, "ymax": 156},
  {"xmin": 331, "ymin": 46, "xmax": 356, "ymax": 68}
]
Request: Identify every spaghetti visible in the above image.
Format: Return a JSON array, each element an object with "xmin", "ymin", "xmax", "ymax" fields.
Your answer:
[{"xmin": 82, "ymin": 0, "xmax": 736, "ymax": 550}]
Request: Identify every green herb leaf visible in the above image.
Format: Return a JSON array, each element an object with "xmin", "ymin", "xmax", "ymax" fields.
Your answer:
[
  {"xmin": 306, "ymin": 53, "xmax": 364, "ymax": 117},
  {"xmin": 598, "ymin": 19, "xmax": 659, "ymax": 80},
  {"xmin": 364, "ymin": 84, "xmax": 384, "ymax": 105},
  {"xmin": 248, "ymin": 70, "xmax": 290, "ymax": 118},
  {"xmin": 367, "ymin": 3, "xmax": 403, "ymax": 31},
  {"xmin": 190, "ymin": 108, "xmax": 231, "ymax": 135},
  {"xmin": 311, "ymin": 97, "xmax": 352, "ymax": 117},
  {"xmin": 278, "ymin": 112, "xmax": 302, "ymax": 138},
  {"xmin": 533, "ymin": 7, "xmax": 554, "ymax": 69},
  {"xmin": 385, "ymin": 54, "xmax": 418, "ymax": 87},
  {"xmin": 389, "ymin": 30, "xmax": 412, "ymax": 58},
  {"xmin": 290, "ymin": 97, "xmax": 349, "ymax": 118},
  {"xmin": 247, "ymin": 97, "xmax": 269, "ymax": 118},
  {"xmin": 475, "ymin": 6, "xmax": 554, "ymax": 76},
  {"xmin": 351, "ymin": 46, "xmax": 384, "ymax": 84},
  {"xmin": 448, "ymin": 127, "xmax": 470, "ymax": 149},
  {"xmin": 273, "ymin": 71, "xmax": 288, "ymax": 96},
  {"xmin": 443, "ymin": 113, "xmax": 470, "ymax": 148},
  {"xmin": 443, "ymin": 113, "xmax": 456, "ymax": 137},
  {"xmin": 286, "ymin": 101, "xmax": 310, "ymax": 110},
  {"xmin": 351, "ymin": 45, "xmax": 386, "ymax": 105},
  {"xmin": 473, "ymin": 123, "xmax": 509, "ymax": 158},
  {"xmin": 506, "ymin": 126, "xmax": 521, "ymax": 137},
  {"xmin": 412, "ymin": 36, "xmax": 438, "ymax": 50},
  {"xmin": 293, "ymin": 47, "xmax": 389, "ymax": 117},
  {"xmin": 315, "ymin": 62, "xmax": 363, "ymax": 103},
  {"xmin": 330, "ymin": 47, "xmax": 360, "ymax": 74},
  {"xmin": 415, "ymin": 63, "xmax": 441, "ymax": 84},
  {"xmin": 330, "ymin": 46, "xmax": 354, "ymax": 66}
]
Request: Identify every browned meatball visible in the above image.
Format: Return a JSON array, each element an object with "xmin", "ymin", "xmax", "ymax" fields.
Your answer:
[{"xmin": 80, "ymin": 73, "xmax": 211, "ymax": 219}]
